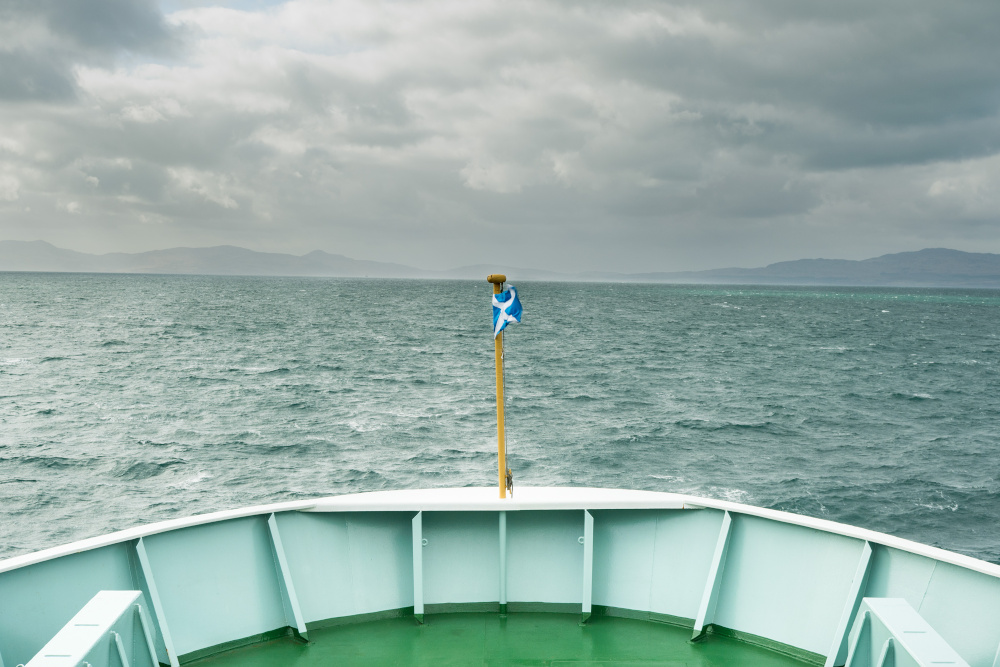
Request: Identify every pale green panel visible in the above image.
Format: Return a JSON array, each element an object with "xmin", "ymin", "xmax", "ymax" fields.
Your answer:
[
  {"xmin": 650, "ymin": 509, "xmax": 726, "ymax": 620},
  {"xmin": 272, "ymin": 512, "xmax": 413, "ymax": 621},
  {"xmin": 346, "ymin": 512, "xmax": 415, "ymax": 615},
  {"xmin": 864, "ymin": 611, "xmax": 920, "ymax": 667},
  {"xmin": 269, "ymin": 512, "xmax": 356, "ymax": 622},
  {"xmin": 712, "ymin": 515, "xmax": 864, "ymax": 654},
  {"xmin": 141, "ymin": 516, "xmax": 286, "ymax": 656},
  {"xmin": 0, "ymin": 543, "xmax": 134, "ymax": 667},
  {"xmin": 591, "ymin": 510, "xmax": 656, "ymax": 611},
  {"xmin": 423, "ymin": 512, "xmax": 499, "ymax": 605},
  {"xmin": 916, "ymin": 561, "xmax": 1000, "ymax": 667},
  {"xmin": 507, "ymin": 511, "xmax": 584, "ymax": 604},
  {"xmin": 866, "ymin": 545, "xmax": 936, "ymax": 605}
]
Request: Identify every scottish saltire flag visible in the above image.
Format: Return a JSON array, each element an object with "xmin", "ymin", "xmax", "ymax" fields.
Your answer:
[{"xmin": 492, "ymin": 286, "xmax": 522, "ymax": 338}]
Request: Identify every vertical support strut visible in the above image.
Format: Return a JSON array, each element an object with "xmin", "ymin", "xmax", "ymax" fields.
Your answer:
[
  {"xmin": 267, "ymin": 513, "xmax": 308, "ymax": 639},
  {"xmin": 844, "ymin": 611, "xmax": 871, "ymax": 667},
  {"xmin": 499, "ymin": 511, "xmax": 508, "ymax": 616},
  {"xmin": 135, "ymin": 604, "xmax": 160, "ymax": 667},
  {"xmin": 111, "ymin": 630, "xmax": 132, "ymax": 667},
  {"xmin": 412, "ymin": 512, "xmax": 424, "ymax": 623},
  {"xmin": 581, "ymin": 510, "xmax": 594, "ymax": 624},
  {"xmin": 135, "ymin": 537, "xmax": 179, "ymax": 667},
  {"xmin": 692, "ymin": 510, "xmax": 732, "ymax": 640},
  {"xmin": 826, "ymin": 541, "xmax": 874, "ymax": 667}
]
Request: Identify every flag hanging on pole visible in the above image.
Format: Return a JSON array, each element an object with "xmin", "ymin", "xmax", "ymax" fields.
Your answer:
[{"xmin": 492, "ymin": 285, "xmax": 522, "ymax": 338}]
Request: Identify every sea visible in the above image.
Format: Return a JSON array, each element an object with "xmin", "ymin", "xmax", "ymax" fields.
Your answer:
[{"xmin": 2, "ymin": 274, "xmax": 999, "ymax": 564}]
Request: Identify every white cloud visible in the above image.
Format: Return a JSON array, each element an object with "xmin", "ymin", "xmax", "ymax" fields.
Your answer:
[
  {"xmin": 0, "ymin": 136, "xmax": 26, "ymax": 155},
  {"xmin": 460, "ymin": 158, "xmax": 524, "ymax": 194},
  {"xmin": 610, "ymin": 6, "xmax": 736, "ymax": 41},
  {"xmin": 926, "ymin": 155, "xmax": 1000, "ymax": 217},
  {"xmin": 120, "ymin": 105, "xmax": 166, "ymax": 123},
  {"xmin": 168, "ymin": 167, "xmax": 242, "ymax": 209},
  {"xmin": 0, "ymin": 174, "xmax": 20, "ymax": 201}
]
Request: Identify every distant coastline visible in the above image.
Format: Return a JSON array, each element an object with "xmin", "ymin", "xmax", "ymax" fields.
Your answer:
[{"xmin": 3, "ymin": 240, "xmax": 1000, "ymax": 288}]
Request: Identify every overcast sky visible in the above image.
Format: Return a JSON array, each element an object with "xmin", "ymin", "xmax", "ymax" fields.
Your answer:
[{"xmin": 1, "ymin": 0, "xmax": 999, "ymax": 272}]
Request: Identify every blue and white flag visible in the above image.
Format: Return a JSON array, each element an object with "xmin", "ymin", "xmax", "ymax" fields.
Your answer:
[{"xmin": 492, "ymin": 286, "xmax": 522, "ymax": 338}]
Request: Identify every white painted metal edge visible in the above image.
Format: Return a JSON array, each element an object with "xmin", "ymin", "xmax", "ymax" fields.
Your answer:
[
  {"xmin": 675, "ymin": 491, "xmax": 1000, "ymax": 580},
  {"xmin": 302, "ymin": 486, "xmax": 693, "ymax": 512},
  {"xmin": 2, "ymin": 487, "xmax": 999, "ymax": 581},
  {"xmin": 0, "ymin": 498, "xmax": 318, "ymax": 574}
]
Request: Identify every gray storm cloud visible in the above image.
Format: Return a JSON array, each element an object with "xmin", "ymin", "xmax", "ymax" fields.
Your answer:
[
  {"xmin": 0, "ymin": 0, "xmax": 176, "ymax": 100},
  {"xmin": 0, "ymin": 0, "xmax": 999, "ymax": 272}
]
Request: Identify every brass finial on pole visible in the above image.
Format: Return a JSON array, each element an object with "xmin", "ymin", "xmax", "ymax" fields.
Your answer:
[{"xmin": 487, "ymin": 274, "xmax": 509, "ymax": 499}]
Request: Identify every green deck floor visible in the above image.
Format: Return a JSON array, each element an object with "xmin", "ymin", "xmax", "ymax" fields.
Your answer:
[{"xmin": 189, "ymin": 613, "xmax": 818, "ymax": 666}]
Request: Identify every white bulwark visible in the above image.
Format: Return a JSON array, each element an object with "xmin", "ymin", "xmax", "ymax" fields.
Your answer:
[{"xmin": 1, "ymin": 487, "xmax": 999, "ymax": 667}]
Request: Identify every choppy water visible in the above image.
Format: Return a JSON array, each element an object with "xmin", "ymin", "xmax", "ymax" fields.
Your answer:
[{"xmin": 1, "ymin": 274, "xmax": 999, "ymax": 563}]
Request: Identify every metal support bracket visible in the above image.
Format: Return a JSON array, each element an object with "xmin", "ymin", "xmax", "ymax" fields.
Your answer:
[
  {"xmin": 581, "ymin": 510, "xmax": 594, "ymax": 624},
  {"xmin": 267, "ymin": 514, "xmax": 308, "ymax": 640},
  {"xmin": 826, "ymin": 541, "xmax": 873, "ymax": 667},
  {"xmin": 692, "ymin": 510, "xmax": 732, "ymax": 640},
  {"xmin": 412, "ymin": 512, "xmax": 424, "ymax": 623},
  {"xmin": 135, "ymin": 604, "xmax": 160, "ymax": 667},
  {"xmin": 875, "ymin": 638, "xmax": 894, "ymax": 667},
  {"xmin": 844, "ymin": 610, "xmax": 871, "ymax": 667},
  {"xmin": 110, "ymin": 631, "xmax": 131, "ymax": 667},
  {"xmin": 499, "ymin": 511, "xmax": 508, "ymax": 616},
  {"xmin": 136, "ymin": 537, "xmax": 179, "ymax": 667}
]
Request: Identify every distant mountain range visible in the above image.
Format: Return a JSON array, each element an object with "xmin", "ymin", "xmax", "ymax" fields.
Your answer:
[{"xmin": 3, "ymin": 241, "xmax": 1000, "ymax": 287}]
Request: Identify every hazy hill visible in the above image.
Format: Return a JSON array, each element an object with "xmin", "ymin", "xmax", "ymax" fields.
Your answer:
[
  {"xmin": 3, "ymin": 241, "xmax": 1000, "ymax": 287},
  {"xmin": 626, "ymin": 248, "xmax": 1000, "ymax": 287},
  {"xmin": 0, "ymin": 241, "xmax": 426, "ymax": 278}
]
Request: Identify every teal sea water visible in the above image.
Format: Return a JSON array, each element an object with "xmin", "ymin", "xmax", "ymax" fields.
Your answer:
[{"xmin": 1, "ymin": 274, "xmax": 999, "ymax": 563}]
